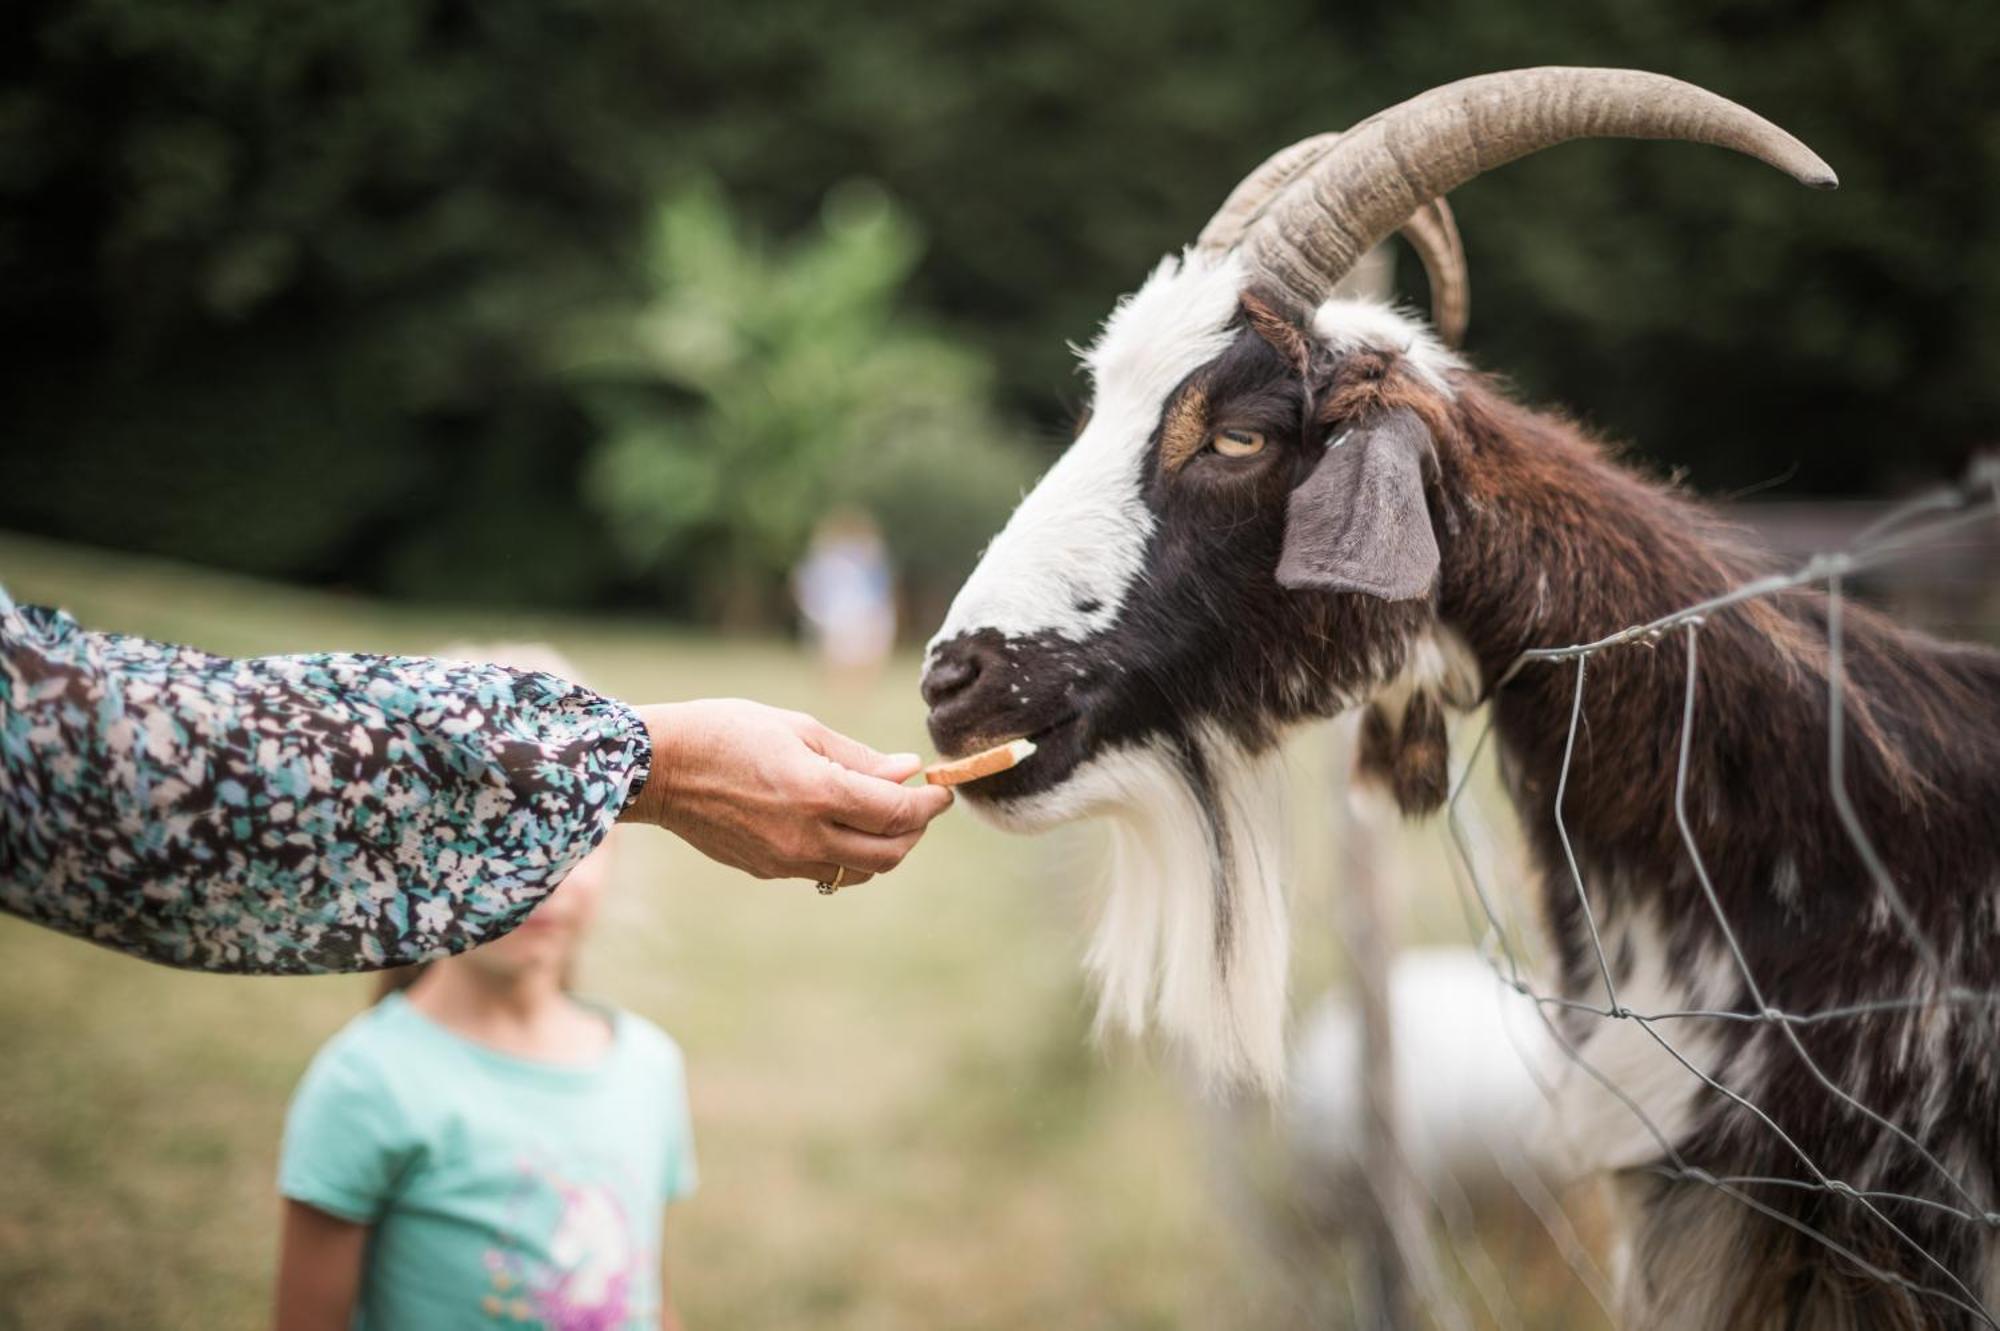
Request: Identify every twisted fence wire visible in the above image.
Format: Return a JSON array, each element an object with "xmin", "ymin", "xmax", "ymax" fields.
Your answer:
[{"xmin": 1428, "ymin": 458, "xmax": 2000, "ymax": 1326}]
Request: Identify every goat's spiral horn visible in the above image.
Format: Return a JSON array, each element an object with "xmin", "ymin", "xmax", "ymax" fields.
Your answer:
[{"xmin": 1218, "ymin": 67, "xmax": 1836, "ymax": 322}]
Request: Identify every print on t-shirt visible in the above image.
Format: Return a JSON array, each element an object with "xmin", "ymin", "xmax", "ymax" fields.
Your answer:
[{"xmin": 480, "ymin": 1153, "xmax": 642, "ymax": 1330}]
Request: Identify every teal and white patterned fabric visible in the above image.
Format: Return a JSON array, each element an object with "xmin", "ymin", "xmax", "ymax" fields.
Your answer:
[{"xmin": 0, "ymin": 587, "xmax": 650, "ymax": 974}]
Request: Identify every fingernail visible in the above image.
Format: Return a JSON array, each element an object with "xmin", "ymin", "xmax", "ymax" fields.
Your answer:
[{"xmin": 889, "ymin": 753, "xmax": 920, "ymax": 767}]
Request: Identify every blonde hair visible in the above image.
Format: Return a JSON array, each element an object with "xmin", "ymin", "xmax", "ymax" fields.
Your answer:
[{"xmin": 374, "ymin": 640, "xmax": 592, "ymax": 1003}]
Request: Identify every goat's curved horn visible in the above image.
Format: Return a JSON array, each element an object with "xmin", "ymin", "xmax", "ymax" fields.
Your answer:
[
  {"xmin": 1199, "ymin": 135, "xmax": 1471, "ymax": 345},
  {"xmin": 1395, "ymin": 198, "xmax": 1467, "ymax": 346},
  {"xmin": 1197, "ymin": 131, "xmax": 1343, "ymax": 254},
  {"xmin": 1240, "ymin": 67, "xmax": 1836, "ymax": 313}
]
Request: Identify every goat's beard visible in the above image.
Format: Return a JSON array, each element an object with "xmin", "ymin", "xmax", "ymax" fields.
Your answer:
[{"xmin": 969, "ymin": 721, "xmax": 1292, "ymax": 1094}]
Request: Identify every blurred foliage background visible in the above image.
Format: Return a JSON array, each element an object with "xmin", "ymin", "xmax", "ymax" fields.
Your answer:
[{"xmin": 3, "ymin": 0, "xmax": 1997, "ymax": 622}]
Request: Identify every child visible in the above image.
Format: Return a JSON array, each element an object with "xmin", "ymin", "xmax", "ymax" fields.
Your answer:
[{"xmin": 273, "ymin": 646, "xmax": 695, "ymax": 1331}]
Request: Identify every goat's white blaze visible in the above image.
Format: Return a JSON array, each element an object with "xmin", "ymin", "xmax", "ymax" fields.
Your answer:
[{"xmin": 929, "ymin": 249, "xmax": 1247, "ymax": 652}]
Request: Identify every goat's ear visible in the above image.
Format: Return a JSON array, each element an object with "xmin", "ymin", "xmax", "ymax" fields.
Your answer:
[{"xmin": 1276, "ymin": 406, "xmax": 1439, "ymax": 601}]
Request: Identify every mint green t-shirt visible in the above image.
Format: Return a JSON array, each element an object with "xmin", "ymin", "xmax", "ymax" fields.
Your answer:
[{"xmin": 280, "ymin": 993, "xmax": 696, "ymax": 1331}]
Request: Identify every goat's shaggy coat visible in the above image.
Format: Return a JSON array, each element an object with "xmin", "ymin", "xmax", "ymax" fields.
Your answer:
[
  {"xmin": 924, "ymin": 248, "xmax": 2000, "ymax": 1327},
  {"xmin": 1408, "ymin": 356, "xmax": 2000, "ymax": 1330}
]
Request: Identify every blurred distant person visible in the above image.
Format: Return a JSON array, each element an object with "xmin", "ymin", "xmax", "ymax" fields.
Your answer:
[
  {"xmin": 273, "ymin": 645, "xmax": 695, "ymax": 1331},
  {"xmin": 791, "ymin": 508, "xmax": 896, "ymax": 688},
  {"xmin": 0, "ymin": 587, "xmax": 952, "ymax": 978}
]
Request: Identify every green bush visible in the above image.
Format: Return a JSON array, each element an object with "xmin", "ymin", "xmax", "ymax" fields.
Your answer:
[{"xmin": 557, "ymin": 180, "xmax": 1039, "ymax": 627}]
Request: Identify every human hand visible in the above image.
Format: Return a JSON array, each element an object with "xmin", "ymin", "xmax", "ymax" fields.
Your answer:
[{"xmin": 621, "ymin": 699, "xmax": 953, "ymax": 887}]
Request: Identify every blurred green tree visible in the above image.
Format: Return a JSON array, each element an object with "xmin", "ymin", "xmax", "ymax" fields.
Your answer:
[
  {"xmin": 660, "ymin": 0, "xmax": 2000, "ymax": 495},
  {"xmin": 556, "ymin": 181, "xmax": 1038, "ymax": 627},
  {"xmin": 2, "ymin": 0, "xmax": 1995, "ymax": 612},
  {"xmin": 0, "ymin": 0, "xmax": 683, "ymax": 600}
]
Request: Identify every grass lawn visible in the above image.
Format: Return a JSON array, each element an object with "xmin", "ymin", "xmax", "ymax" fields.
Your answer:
[{"xmin": 0, "ymin": 533, "xmax": 1600, "ymax": 1330}]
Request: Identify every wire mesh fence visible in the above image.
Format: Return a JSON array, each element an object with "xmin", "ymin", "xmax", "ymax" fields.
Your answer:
[{"xmin": 1369, "ymin": 457, "xmax": 2000, "ymax": 1329}]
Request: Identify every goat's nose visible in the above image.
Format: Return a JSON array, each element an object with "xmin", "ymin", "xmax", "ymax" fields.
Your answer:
[{"xmin": 920, "ymin": 648, "xmax": 983, "ymax": 709}]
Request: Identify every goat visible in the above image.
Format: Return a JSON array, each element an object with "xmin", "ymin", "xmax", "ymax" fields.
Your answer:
[{"xmin": 921, "ymin": 67, "xmax": 2000, "ymax": 1328}]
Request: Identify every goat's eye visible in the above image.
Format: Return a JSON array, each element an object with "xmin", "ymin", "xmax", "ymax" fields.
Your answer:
[{"xmin": 1210, "ymin": 427, "xmax": 1267, "ymax": 459}]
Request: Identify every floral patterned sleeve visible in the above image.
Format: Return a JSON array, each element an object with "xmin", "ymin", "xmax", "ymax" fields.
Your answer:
[{"xmin": 0, "ymin": 589, "xmax": 652, "ymax": 975}]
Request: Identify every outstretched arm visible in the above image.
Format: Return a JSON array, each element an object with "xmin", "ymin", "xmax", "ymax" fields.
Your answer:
[
  {"xmin": 1, "ymin": 593, "xmax": 950, "ymax": 974},
  {"xmin": 0, "ymin": 592, "xmax": 649, "ymax": 973}
]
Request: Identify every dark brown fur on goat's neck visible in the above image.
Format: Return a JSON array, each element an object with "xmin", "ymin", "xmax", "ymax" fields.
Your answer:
[
  {"xmin": 1425, "ymin": 375, "xmax": 2000, "ymax": 882},
  {"xmin": 1435, "ymin": 381, "xmax": 1770, "ymax": 680},
  {"xmin": 1328, "ymin": 359, "xmax": 2000, "ymax": 1330}
]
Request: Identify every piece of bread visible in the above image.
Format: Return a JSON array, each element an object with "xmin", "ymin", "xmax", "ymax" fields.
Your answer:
[{"xmin": 923, "ymin": 738, "xmax": 1037, "ymax": 787}]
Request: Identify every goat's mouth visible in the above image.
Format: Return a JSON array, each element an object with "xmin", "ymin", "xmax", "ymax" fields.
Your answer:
[
  {"xmin": 930, "ymin": 710, "xmax": 1087, "ymax": 805},
  {"xmin": 922, "ymin": 626, "xmax": 1117, "ymax": 808},
  {"xmin": 974, "ymin": 713, "xmax": 1082, "ymax": 797}
]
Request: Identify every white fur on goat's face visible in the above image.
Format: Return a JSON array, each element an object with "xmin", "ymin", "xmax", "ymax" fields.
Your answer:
[
  {"xmin": 1311, "ymin": 296, "xmax": 1464, "ymax": 393},
  {"xmin": 929, "ymin": 248, "xmax": 1249, "ymax": 653}
]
